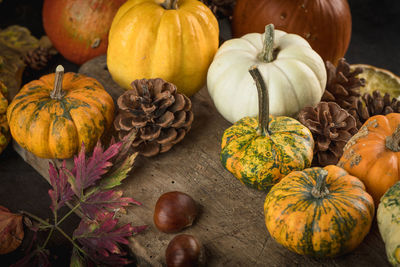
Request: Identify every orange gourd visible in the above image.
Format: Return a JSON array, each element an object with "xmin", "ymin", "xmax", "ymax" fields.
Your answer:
[
  {"xmin": 339, "ymin": 114, "xmax": 400, "ymax": 204},
  {"xmin": 43, "ymin": 0, "xmax": 126, "ymax": 65},
  {"xmin": 232, "ymin": 0, "xmax": 352, "ymax": 65},
  {"xmin": 7, "ymin": 66, "xmax": 114, "ymax": 159}
]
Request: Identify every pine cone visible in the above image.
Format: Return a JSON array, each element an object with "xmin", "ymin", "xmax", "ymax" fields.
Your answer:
[
  {"xmin": 114, "ymin": 78, "xmax": 194, "ymax": 157},
  {"xmin": 200, "ymin": 0, "xmax": 235, "ymax": 20},
  {"xmin": 23, "ymin": 36, "xmax": 57, "ymax": 71},
  {"xmin": 322, "ymin": 58, "xmax": 365, "ymax": 110},
  {"xmin": 348, "ymin": 90, "xmax": 400, "ymax": 129},
  {"xmin": 298, "ymin": 102, "xmax": 358, "ymax": 166},
  {"xmin": 24, "ymin": 46, "xmax": 52, "ymax": 70}
]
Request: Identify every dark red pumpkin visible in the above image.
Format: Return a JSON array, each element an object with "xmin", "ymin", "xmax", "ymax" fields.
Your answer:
[
  {"xmin": 43, "ymin": 0, "xmax": 126, "ymax": 65},
  {"xmin": 232, "ymin": 0, "xmax": 352, "ymax": 65}
]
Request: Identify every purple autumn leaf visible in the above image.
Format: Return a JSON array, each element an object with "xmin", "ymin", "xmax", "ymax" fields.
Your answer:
[
  {"xmin": 69, "ymin": 141, "xmax": 122, "ymax": 197},
  {"xmin": 48, "ymin": 161, "xmax": 74, "ymax": 212},
  {"xmin": 80, "ymin": 190, "xmax": 141, "ymax": 219},
  {"xmin": 73, "ymin": 212, "xmax": 140, "ymax": 264}
]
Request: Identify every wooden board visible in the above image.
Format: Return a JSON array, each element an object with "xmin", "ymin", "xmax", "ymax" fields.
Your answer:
[{"xmin": 14, "ymin": 55, "xmax": 390, "ymax": 266}]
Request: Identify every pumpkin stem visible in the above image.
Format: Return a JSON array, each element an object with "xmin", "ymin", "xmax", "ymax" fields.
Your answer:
[
  {"xmin": 249, "ymin": 65, "xmax": 269, "ymax": 136},
  {"xmin": 50, "ymin": 65, "xmax": 66, "ymax": 100},
  {"xmin": 162, "ymin": 0, "xmax": 178, "ymax": 9},
  {"xmin": 259, "ymin": 24, "xmax": 275, "ymax": 63},
  {"xmin": 311, "ymin": 169, "xmax": 330, "ymax": 198},
  {"xmin": 386, "ymin": 125, "xmax": 400, "ymax": 152}
]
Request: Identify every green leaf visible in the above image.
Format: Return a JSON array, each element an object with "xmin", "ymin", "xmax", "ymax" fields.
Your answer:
[{"xmin": 99, "ymin": 152, "xmax": 138, "ymax": 190}]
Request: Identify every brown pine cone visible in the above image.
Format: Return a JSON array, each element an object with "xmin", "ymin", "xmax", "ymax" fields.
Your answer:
[
  {"xmin": 322, "ymin": 58, "xmax": 365, "ymax": 110},
  {"xmin": 23, "ymin": 36, "xmax": 57, "ymax": 71},
  {"xmin": 114, "ymin": 78, "xmax": 194, "ymax": 157},
  {"xmin": 348, "ymin": 90, "xmax": 400, "ymax": 129},
  {"xmin": 200, "ymin": 0, "xmax": 235, "ymax": 20},
  {"xmin": 24, "ymin": 46, "xmax": 52, "ymax": 70},
  {"xmin": 298, "ymin": 102, "xmax": 358, "ymax": 166}
]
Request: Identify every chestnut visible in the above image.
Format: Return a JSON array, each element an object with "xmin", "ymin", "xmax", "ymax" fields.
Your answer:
[
  {"xmin": 166, "ymin": 234, "xmax": 203, "ymax": 267},
  {"xmin": 154, "ymin": 191, "xmax": 197, "ymax": 233}
]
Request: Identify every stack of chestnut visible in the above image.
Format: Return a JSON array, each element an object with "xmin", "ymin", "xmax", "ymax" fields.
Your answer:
[{"xmin": 154, "ymin": 191, "xmax": 203, "ymax": 267}]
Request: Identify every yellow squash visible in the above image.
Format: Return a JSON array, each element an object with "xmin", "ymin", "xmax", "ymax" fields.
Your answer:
[
  {"xmin": 107, "ymin": 0, "xmax": 219, "ymax": 96},
  {"xmin": 264, "ymin": 165, "xmax": 374, "ymax": 257},
  {"xmin": 7, "ymin": 65, "xmax": 114, "ymax": 159}
]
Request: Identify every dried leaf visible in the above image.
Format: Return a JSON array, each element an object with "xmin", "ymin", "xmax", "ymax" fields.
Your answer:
[
  {"xmin": 74, "ymin": 213, "xmax": 136, "ymax": 266},
  {"xmin": 0, "ymin": 205, "xmax": 24, "ymax": 254},
  {"xmin": 69, "ymin": 141, "xmax": 121, "ymax": 197},
  {"xmin": 48, "ymin": 161, "xmax": 74, "ymax": 212},
  {"xmin": 100, "ymin": 152, "xmax": 138, "ymax": 190},
  {"xmin": 81, "ymin": 190, "xmax": 141, "ymax": 219},
  {"xmin": 0, "ymin": 25, "xmax": 39, "ymax": 54},
  {"xmin": 0, "ymin": 26, "xmax": 39, "ymax": 100}
]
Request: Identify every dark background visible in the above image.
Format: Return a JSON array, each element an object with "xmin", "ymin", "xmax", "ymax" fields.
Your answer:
[{"xmin": 0, "ymin": 0, "xmax": 400, "ymax": 266}]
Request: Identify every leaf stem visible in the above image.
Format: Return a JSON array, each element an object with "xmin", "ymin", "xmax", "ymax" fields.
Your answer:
[
  {"xmin": 55, "ymin": 225, "xmax": 88, "ymax": 257},
  {"xmin": 40, "ymin": 227, "xmax": 55, "ymax": 249},
  {"xmin": 57, "ymin": 202, "xmax": 81, "ymax": 226},
  {"xmin": 21, "ymin": 211, "xmax": 52, "ymax": 227}
]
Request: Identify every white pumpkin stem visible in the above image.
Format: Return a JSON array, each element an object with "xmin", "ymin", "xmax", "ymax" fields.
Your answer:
[
  {"xmin": 311, "ymin": 169, "xmax": 330, "ymax": 198},
  {"xmin": 249, "ymin": 65, "xmax": 269, "ymax": 136},
  {"xmin": 259, "ymin": 24, "xmax": 275, "ymax": 63},
  {"xmin": 386, "ymin": 125, "xmax": 400, "ymax": 152},
  {"xmin": 50, "ymin": 65, "xmax": 66, "ymax": 100},
  {"xmin": 162, "ymin": 0, "xmax": 178, "ymax": 9}
]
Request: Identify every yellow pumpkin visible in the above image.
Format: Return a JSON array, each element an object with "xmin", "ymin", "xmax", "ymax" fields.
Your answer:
[
  {"xmin": 107, "ymin": 0, "xmax": 219, "ymax": 96},
  {"xmin": 7, "ymin": 65, "xmax": 114, "ymax": 159},
  {"xmin": 264, "ymin": 165, "xmax": 374, "ymax": 257}
]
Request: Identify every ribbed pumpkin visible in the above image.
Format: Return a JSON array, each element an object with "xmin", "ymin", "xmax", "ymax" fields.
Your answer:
[
  {"xmin": 338, "ymin": 114, "xmax": 400, "ymax": 205},
  {"xmin": 207, "ymin": 24, "xmax": 326, "ymax": 124},
  {"xmin": 264, "ymin": 165, "xmax": 374, "ymax": 257},
  {"xmin": 107, "ymin": 0, "xmax": 219, "ymax": 97},
  {"xmin": 220, "ymin": 66, "xmax": 314, "ymax": 191},
  {"xmin": 43, "ymin": 0, "xmax": 127, "ymax": 65},
  {"xmin": 378, "ymin": 181, "xmax": 400, "ymax": 266},
  {"xmin": 0, "ymin": 81, "xmax": 10, "ymax": 154},
  {"xmin": 7, "ymin": 65, "xmax": 114, "ymax": 159},
  {"xmin": 232, "ymin": 0, "xmax": 352, "ymax": 65}
]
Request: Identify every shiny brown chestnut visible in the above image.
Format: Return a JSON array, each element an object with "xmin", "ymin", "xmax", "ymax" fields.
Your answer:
[
  {"xmin": 154, "ymin": 191, "xmax": 198, "ymax": 233},
  {"xmin": 166, "ymin": 234, "xmax": 203, "ymax": 267}
]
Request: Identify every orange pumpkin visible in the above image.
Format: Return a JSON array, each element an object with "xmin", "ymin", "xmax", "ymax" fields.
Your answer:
[
  {"xmin": 338, "ymin": 114, "xmax": 400, "ymax": 204},
  {"xmin": 264, "ymin": 165, "xmax": 374, "ymax": 257},
  {"xmin": 43, "ymin": 0, "xmax": 126, "ymax": 65},
  {"xmin": 232, "ymin": 0, "xmax": 352, "ymax": 65},
  {"xmin": 7, "ymin": 65, "xmax": 114, "ymax": 159}
]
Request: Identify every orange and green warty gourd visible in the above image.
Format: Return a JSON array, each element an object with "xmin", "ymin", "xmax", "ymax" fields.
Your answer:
[
  {"xmin": 7, "ymin": 65, "xmax": 114, "ymax": 159},
  {"xmin": 264, "ymin": 165, "xmax": 374, "ymax": 257},
  {"xmin": 220, "ymin": 66, "xmax": 314, "ymax": 191}
]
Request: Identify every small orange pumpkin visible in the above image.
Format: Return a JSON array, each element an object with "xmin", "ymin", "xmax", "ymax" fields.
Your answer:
[
  {"xmin": 7, "ymin": 65, "xmax": 114, "ymax": 159},
  {"xmin": 338, "ymin": 113, "xmax": 400, "ymax": 204}
]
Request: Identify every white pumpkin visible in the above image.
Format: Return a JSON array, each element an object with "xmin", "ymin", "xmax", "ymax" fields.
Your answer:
[
  {"xmin": 378, "ymin": 181, "xmax": 400, "ymax": 266},
  {"xmin": 207, "ymin": 24, "xmax": 327, "ymax": 123}
]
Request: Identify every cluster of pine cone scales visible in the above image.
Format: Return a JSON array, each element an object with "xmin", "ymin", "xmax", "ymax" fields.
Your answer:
[
  {"xmin": 114, "ymin": 78, "xmax": 193, "ymax": 157},
  {"xmin": 299, "ymin": 58, "xmax": 400, "ymax": 166}
]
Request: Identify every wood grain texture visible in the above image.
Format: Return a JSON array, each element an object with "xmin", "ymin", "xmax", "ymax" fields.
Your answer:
[{"xmin": 14, "ymin": 55, "xmax": 390, "ymax": 266}]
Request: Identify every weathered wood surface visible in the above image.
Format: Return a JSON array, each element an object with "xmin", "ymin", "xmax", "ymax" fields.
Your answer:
[{"xmin": 14, "ymin": 55, "xmax": 390, "ymax": 266}]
